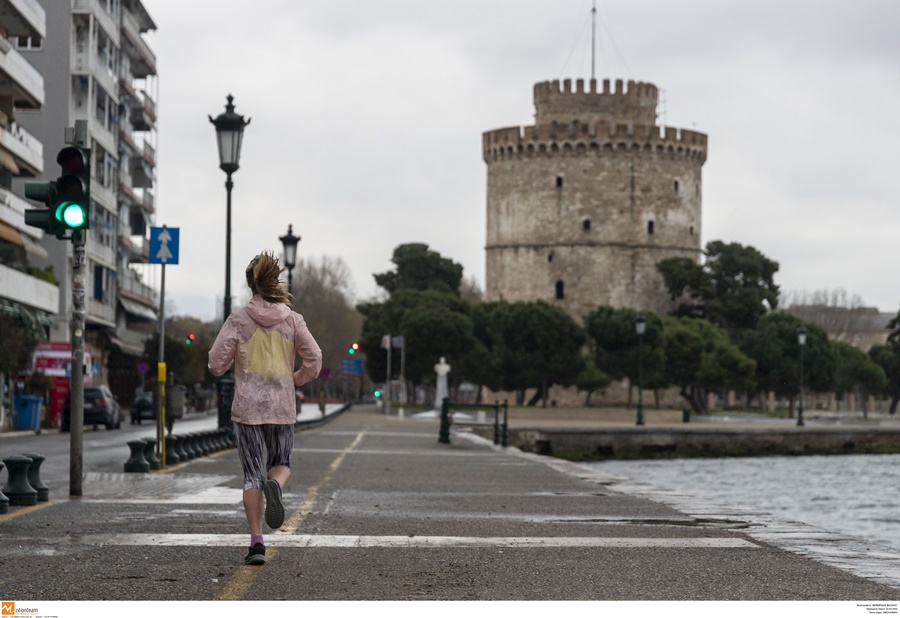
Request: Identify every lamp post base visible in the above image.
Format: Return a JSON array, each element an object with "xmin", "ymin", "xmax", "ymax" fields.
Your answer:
[{"xmin": 217, "ymin": 372, "xmax": 235, "ymax": 431}]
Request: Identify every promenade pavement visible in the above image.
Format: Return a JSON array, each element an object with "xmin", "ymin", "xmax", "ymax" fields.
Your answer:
[{"xmin": 2, "ymin": 403, "xmax": 900, "ymax": 603}]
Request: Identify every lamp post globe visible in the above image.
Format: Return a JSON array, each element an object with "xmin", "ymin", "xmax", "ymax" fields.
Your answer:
[
  {"xmin": 209, "ymin": 94, "xmax": 250, "ymax": 430},
  {"xmin": 279, "ymin": 224, "xmax": 300, "ymax": 292}
]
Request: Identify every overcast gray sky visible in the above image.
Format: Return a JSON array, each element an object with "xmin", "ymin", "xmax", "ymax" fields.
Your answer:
[{"xmin": 137, "ymin": 0, "xmax": 900, "ymax": 321}]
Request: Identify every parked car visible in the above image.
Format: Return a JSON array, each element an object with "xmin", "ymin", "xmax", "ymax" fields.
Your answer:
[
  {"xmin": 130, "ymin": 394, "xmax": 155, "ymax": 425},
  {"xmin": 61, "ymin": 385, "xmax": 121, "ymax": 432}
]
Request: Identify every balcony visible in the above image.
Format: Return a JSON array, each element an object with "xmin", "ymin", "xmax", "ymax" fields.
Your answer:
[
  {"xmin": 119, "ymin": 267, "xmax": 156, "ymax": 307},
  {"xmin": 87, "ymin": 297, "xmax": 115, "ymax": 327},
  {"xmin": 0, "ymin": 35, "xmax": 44, "ymax": 109},
  {"xmin": 141, "ymin": 189, "xmax": 153, "ymax": 213},
  {"xmin": 130, "ymin": 157, "xmax": 153, "ymax": 188},
  {"xmin": 0, "ymin": 121, "xmax": 42, "ymax": 176},
  {"xmin": 129, "ymin": 90, "xmax": 155, "ymax": 131},
  {"xmin": 72, "ymin": 52, "xmax": 117, "ymax": 104},
  {"xmin": 0, "ymin": 261, "xmax": 58, "ymax": 314},
  {"xmin": 0, "ymin": 0, "xmax": 46, "ymax": 40},
  {"xmin": 141, "ymin": 140, "xmax": 155, "ymax": 166},
  {"xmin": 73, "ymin": 0, "xmax": 120, "ymax": 45},
  {"xmin": 119, "ymin": 233, "xmax": 149, "ymax": 263},
  {"xmin": 121, "ymin": 10, "xmax": 156, "ymax": 78}
]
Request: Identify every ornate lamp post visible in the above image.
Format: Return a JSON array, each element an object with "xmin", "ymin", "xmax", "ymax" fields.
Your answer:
[
  {"xmin": 279, "ymin": 224, "xmax": 300, "ymax": 292},
  {"xmin": 209, "ymin": 94, "xmax": 250, "ymax": 430},
  {"xmin": 635, "ymin": 312, "xmax": 646, "ymax": 426},
  {"xmin": 797, "ymin": 325, "xmax": 807, "ymax": 427}
]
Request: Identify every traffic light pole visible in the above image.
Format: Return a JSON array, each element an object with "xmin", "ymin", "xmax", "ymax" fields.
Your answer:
[{"xmin": 70, "ymin": 229, "xmax": 86, "ymax": 496}]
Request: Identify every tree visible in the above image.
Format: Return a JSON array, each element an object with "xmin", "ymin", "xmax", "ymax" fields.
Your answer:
[
  {"xmin": 479, "ymin": 301, "xmax": 585, "ymax": 406},
  {"xmin": 358, "ymin": 289, "xmax": 476, "ymax": 398},
  {"xmin": 575, "ymin": 360, "xmax": 611, "ymax": 407},
  {"xmin": 831, "ymin": 341, "xmax": 886, "ymax": 413},
  {"xmin": 374, "ymin": 243, "xmax": 464, "ymax": 296},
  {"xmin": 584, "ymin": 306, "xmax": 666, "ymax": 402},
  {"xmin": 0, "ymin": 314, "xmax": 33, "ymax": 375},
  {"xmin": 739, "ymin": 313, "xmax": 835, "ymax": 416},
  {"xmin": 657, "ymin": 241, "xmax": 780, "ymax": 338},
  {"xmin": 663, "ymin": 316, "xmax": 756, "ymax": 414},
  {"xmin": 291, "ymin": 256, "xmax": 363, "ymax": 392},
  {"xmin": 869, "ymin": 344, "xmax": 900, "ymax": 415}
]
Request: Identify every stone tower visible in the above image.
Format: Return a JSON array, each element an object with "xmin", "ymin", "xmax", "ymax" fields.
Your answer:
[{"xmin": 483, "ymin": 77, "xmax": 708, "ymax": 321}]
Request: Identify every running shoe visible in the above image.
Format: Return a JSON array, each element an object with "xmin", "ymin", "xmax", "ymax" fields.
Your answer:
[
  {"xmin": 263, "ymin": 479, "xmax": 285, "ymax": 529},
  {"xmin": 244, "ymin": 542, "xmax": 266, "ymax": 566}
]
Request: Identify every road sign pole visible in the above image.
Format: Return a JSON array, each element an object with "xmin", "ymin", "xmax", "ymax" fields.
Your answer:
[{"xmin": 157, "ymin": 261, "xmax": 166, "ymax": 465}]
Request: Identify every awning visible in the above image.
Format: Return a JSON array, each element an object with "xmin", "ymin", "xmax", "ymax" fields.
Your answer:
[
  {"xmin": 0, "ymin": 148, "xmax": 20, "ymax": 174},
  {"xmin": 0, "ymin": 219, "xmax": 24, "ymax": 246},
  {"xmin": 108, "ymin": 336, "xmax": 145, "ymax": 356},
  {"xmin": 119, "ymin": 296, "xmax": 158, "ymax": 321},
  {"xmin": 19, "ymin": 232, "xmax": 48, "ymax": 259}
]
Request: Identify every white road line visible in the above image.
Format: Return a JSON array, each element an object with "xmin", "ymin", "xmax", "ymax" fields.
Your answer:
[{"xmin": 43, "ymin": 533, "xmax": 759, "ymax": 549}]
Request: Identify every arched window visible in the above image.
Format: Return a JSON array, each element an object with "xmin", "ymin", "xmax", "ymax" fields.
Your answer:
[
  {"xmin": 583, "ymin": 219, "xmax": 591, "ymax": 232},
  {"xmin": 556, "ymin": 176, "xmax": 563, "ymax": 188},
  {"xmin": 647, "ymin": 220, "xmax": 655, "ymax": 235},
  {"xmin": 555, "ymin": 281, "xmax": 565, "ymax": 300}
]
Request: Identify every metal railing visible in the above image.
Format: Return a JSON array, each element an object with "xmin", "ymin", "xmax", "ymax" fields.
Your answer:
[{"xmin": 438, "ymin": 398, "xmax": 508, "ymax": 447}]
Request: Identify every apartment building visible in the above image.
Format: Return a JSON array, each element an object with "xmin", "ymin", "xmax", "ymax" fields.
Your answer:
[
  {"xmin": 14, "ymin": 0, "xmax": 158, "ymax": 421},
  {"xmin": 0, "ymin": 0, "xmax": 56, "ymax": 430}
]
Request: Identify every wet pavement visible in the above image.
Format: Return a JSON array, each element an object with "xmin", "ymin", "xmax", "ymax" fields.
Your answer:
[{"xmin": 1, "ymin": 404, "xmax": 900, "ymax": 601}]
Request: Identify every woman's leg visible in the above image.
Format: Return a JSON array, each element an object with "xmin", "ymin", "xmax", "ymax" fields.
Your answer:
[{"xmin": 234, "ymin": 422, "xmax": 267, "ymax": 536}]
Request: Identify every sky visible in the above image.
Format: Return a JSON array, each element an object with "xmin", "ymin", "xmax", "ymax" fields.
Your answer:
[{"xmin": 134, "ymin": 0, "xmax": 900, "ymax": 321}]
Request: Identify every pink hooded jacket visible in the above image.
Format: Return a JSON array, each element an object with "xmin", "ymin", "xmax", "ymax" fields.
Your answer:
[{"xmin": 208, "ymin": 295, "xmax": 322, "ymax": 425}]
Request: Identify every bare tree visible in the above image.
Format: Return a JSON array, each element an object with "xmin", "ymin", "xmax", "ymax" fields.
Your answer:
[{"xmin": 290, "ymin": 256, "xmax": 363, "ymax": 399}]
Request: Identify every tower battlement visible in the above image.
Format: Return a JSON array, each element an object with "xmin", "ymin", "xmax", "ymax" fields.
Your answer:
[
  {"xmin": 533, "ymin": 78, "xmax": 659, "ymax": 126},
  {"xmin": 482, "ymin": 121, "xmax": 707, "ymax": 164}
]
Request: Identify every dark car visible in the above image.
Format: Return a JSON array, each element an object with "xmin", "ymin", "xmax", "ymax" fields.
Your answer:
[
  {"xmin": 61, "ymin": 385, "xmax": 121, "ymax": 432},
  {"xmin": 130, "ymin": 394, "xmax": 155, "ymax": 425}
]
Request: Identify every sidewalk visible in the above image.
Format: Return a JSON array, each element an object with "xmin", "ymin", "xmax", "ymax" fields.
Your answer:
[{"xmin": 1, "ymin": 404, "xmax": 899, "ymax": 601}]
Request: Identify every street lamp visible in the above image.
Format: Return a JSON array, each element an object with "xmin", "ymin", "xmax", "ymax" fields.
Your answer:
[
  {"xmin": 797, "ymin": 325, "xmax": 807, "ymax": 427},
  {"xmin": 635, "ymin": 312, "xmax": 646, "ymax": 426},
  {"xmin": 209, "ymin": 94, "xmax": 250, "ymax": 430},
  {"xmin": 279, "ymin": 224, "xmax": 300, "ymax": 292}
]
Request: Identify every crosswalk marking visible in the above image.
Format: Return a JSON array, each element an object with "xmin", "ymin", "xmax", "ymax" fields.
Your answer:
[{"xmin": 44, "ymin": 533, "xmax": 758, "ymax": 549}]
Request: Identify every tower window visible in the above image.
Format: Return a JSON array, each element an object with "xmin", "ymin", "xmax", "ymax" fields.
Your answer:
[
  {"xmin": 547, "ymin": 253, "xmax": 553, "ymax": 263},
  {"xmin": 689, "ymin": 225, "xmax": 694, "ymax": 236},
  {"xmin": 583, "ymin": 219, "xmax": 591, "ymax": 232},
  {"xmin": 555, "ymin": 281, "xmax": 565, "ymax": 300},
  {"xmin": 647, "ymin": 220, "xmax": 655, "ymax": 235},
  {"xmin": 674, "ymin": 180, "xmax": 679, "ymax": 193},
  {"xmin": 556, "ymin": 176, "xmax": 563, "ymax": 188}
]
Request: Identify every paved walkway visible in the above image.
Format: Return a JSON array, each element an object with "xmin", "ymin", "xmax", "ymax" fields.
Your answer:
[{"xmin": 1, "ymin": 404, "xmax": 899, "ymax": 601}]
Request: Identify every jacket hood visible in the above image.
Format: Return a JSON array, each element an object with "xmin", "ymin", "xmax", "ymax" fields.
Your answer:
[{"xmin": 244, "ymin": 295, "xmax": 291, "ymax": 327}]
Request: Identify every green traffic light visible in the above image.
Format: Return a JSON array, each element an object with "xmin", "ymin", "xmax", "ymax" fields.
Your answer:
[
  {"xmin": 57, "ymin": 201, "xmax": 87, "ymax": 228},
  {"xmin": 374, "ymin": 390, "xmax": 381, "ymax": 397}
]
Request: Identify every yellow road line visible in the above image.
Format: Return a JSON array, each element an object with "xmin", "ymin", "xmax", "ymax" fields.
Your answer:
[
  {"xmin": 0, "ymin": 501, "xmax": 55, "ymax": 523},
  {"xmin": 216, "ymin": 430, "xmax": 367, "ymax": 600}
]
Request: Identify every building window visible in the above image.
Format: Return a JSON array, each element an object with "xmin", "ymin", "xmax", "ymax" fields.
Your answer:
[
  {"xmin": 647, "ymin": 220, "xmax": 655, "ymax": 235},
  {"xmin": 674, "ymin": 179, "xmax": 679, "ymax": 193},
  {"xmin": 555, "ymin": 281, "xmax": 565, "ymax": 300},
  {"xmin": 15, "ymin": 36, "xmax": 43, "ymax": 50},
  {"xmin": 556, "ymin": 176, "xmax": 563, "ymax": 188},
  {"xmin": 93, "ymin": 265, "xmax": 104, "ymax": 301},
  {"xmin": 583, "ymin": 219, "xmax": 591, "ymax": 232},
  {"xmin": 547, "ymin": 253, "xmax": 553, "ymax": 263},
  {"xmin": 690, "ymin": 225, "xmax": 694, "ymax": 236}
]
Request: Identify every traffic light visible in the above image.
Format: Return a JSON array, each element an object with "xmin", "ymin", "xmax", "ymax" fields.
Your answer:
[
  {"xmin": 348, "ymin": 342, "xmax": 359, "ymax": 355},
  {"xmin": 373, "ymin": 389, "xmax": 381, "ymax": 398},
  {"xmin": 23, "ymin": 145, "xmax": 91, "ymax": 239},
  {"xmin": 185, "ymin": 333, "xmax": 196, "ymax": 345},
  {"xmin": 55, "ymin": 146, "xmax": 91, "ymax": 231}
]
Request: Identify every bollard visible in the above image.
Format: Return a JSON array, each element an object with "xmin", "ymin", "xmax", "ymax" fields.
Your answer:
[
  {"xmin": 438, "ymin": 397, "xmax": 451, "ymax": 444},
  {"xmin": 182, "ymin": 434, "xmax": 197, "ymax": 460},
  {"xmin": 142, "ymin": 438, "xmax": 161, "ymax": 470},
  {"xmin": 213, "ymin": 429, "xmax": 227, "ymax": 451},
  {"xmin": 174, "ymin": 434, "xmax": 189, "ymax": 461},
  {"xmin": 197, "ymin": 432, "xmax": 211, "ymax": 456},
  {"xmin": 166, "ymin": 435, "xmax": 181, "ymax": 464},
  {"xmin": 501, "ymin": 399, "xmax": 509, "ymax": 448},
  {"xmin": 493, "ymin": 400, "xmax": 500, "ymax": 445},
  {"xmin": 22, "ymin": 452, "xmax": 49, "ymax": 502},
  {"xmin": 0, "ymin": 462, "xmax": 8, "ymax": 513},
  {"xmin": 124, "ymin": 440, "xmax": 150, "ymax": 473},
  {"xmin": 2, "ymin": 455, "xmax": 37, "ymax": 505},
  {"xmin": 222, "ymin": 427, "xmax": 236, "ymax": 449}
]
